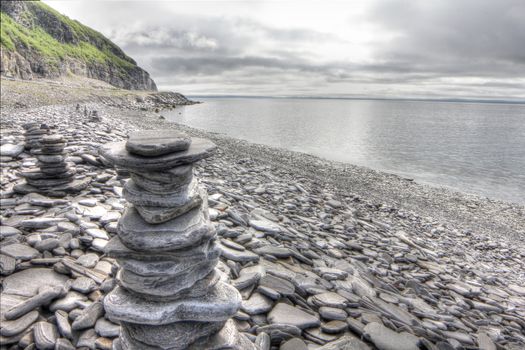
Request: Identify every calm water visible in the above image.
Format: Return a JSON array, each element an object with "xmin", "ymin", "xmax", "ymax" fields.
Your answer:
[{"xmin": 165, "ymin": 98, "xmax": 525, "ymax": 204}]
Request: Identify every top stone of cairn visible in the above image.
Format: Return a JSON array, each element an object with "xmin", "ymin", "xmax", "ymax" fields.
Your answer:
[{"xmin": 126, "ymin": 130, "xmax": 192, "ymax": 156}]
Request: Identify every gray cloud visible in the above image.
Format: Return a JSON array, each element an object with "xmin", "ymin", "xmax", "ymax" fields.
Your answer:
[
  {"xmin": 45, "ymin": 0, "xmax": 525, "ymax": 99},
  {"xmin": 367, "ymin": 0, "xmax": 525, "ymax": 76}
]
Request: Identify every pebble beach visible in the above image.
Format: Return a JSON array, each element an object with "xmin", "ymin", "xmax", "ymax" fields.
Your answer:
[{"xmin": 1, "ymin": 97, "xmax": 525, "ymax": 349}]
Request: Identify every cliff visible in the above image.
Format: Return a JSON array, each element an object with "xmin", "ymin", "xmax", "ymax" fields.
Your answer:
[{"xmin": 0, "ymin": 1, "xmax": 157, "ymax": 91}]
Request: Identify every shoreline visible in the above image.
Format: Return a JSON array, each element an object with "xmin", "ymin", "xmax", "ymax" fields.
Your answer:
[{"xmin": 1, "ymin": 100, "xmax": 524, "ymax": 349}]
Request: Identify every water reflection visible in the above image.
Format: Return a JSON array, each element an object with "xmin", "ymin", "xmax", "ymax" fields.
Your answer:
[{"xmin": 166, "ymin": 98, "xmax": 525, "ymax": 203}]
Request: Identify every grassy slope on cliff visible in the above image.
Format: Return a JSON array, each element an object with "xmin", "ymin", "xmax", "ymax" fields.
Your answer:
[{"xmin": 0, "ymin": 1, "xmax": 155, "ymax": 90}]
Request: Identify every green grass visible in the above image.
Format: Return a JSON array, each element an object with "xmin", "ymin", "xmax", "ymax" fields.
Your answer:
[{"xmin": 0, "ymin": 1, "xmax": 136, "ymax": 71}]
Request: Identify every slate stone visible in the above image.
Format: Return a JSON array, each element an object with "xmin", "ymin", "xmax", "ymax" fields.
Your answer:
[
  {"xmin": 280, "ymin": 338, "xmax": 308, "ymax": 350},
  {"xmin": 122, "ymin": 320, "xmax": 224, "ymax": 349},
  {"xmin": 220, "ymin": 243, "xmax": 260, "ymax": 263},
  {"xmin": 129, "ymin": 164, "xmax": 193, "ymax": 185},
  {"xmin": 241, "ymin": 293, "xmax": 274, "ymax": 315},
  {"xmin": 0, "ymin": 310, "xmax": 39, "ymax": 336},
  {"xmin": 49, "ymin": 291, "xmax": 88, "ymax": 312},
  {"xmin": 71, "ymin": 301, "xmax": 105, "ymax": 330},
  {"xmin": 317, "ymin": 335, "xmax": 371, "ymax": 350},
  {"xmin": 267, "ymin": 303, "xmax": 320, "ymax": 329},
  {"xmin": 117, "ymin": 206, "xmax": 214, "ymax": 251},
  {"xmin": 0, "ymin": 254, "xmax": 16, "ymax": 275},
  {"xmin": 364, "ymin": 322, "xmax": 419, "ymax": 350},
  {"xmin": 187, "ymin": 319, "xmax": 255, "ymax": 350},
  {"xmin": 0, "ymin": 143, "xmax": 24, "ymax": 157},
  {"xmin": 309, "ymin": 292, "xmax": 348, "ymax": 309},
  {"xmin": 71, "ymin": 276, "xmax": 97, "ymax": 294},
  {"xmin": 99, "ymin": 138, "xmax": 216, "ymax": 171},
  {"xmin": 0, "ymin": 243, "xmax": 39, "ymax": 261},
  {"xmin": 259, "ymin": 274, "xmax": 294, "ymax": 296},
  {"xmin": 0, "ymin": 226, "xmax": 22, "ymax": 239},
  {"xmin": 5, "ymin": 285, "xmax": 64, "ymax": 320},
  {"xmin": 117, "ymin": 258, "xmax": 219, "ymax": 298},
  {"xmin": 131, "ymin": 170, "xmax": 193, "ymax": 194},
  {"xmin": 126, "ymin": 130, "xmax": 192, "ymax": 156},
  {"xmin": 2, "ymin": 268, "xmax": 69, "ymax": 297},
  {"xmin": 321, "ymin": 320, "xmax": 347, "ymax": 334},
  {"xmin": 124, "ymin": 178, "xmax": 202, "ymax": 208},
  {"xmin": 104, "ymin": 282, "xmax": 241, "ymax": 324},
  {"xmin": 95, "ymin": 318, "xmax": 120, "ymax": 338},
  {"xmin": 33, "ymin": 321, "xmax": 58, "ymax": 350}
]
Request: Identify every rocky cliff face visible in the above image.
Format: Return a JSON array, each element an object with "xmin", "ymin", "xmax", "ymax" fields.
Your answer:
[{"xmin": 0, "ymin": 1, "xmax": 157, "ymax": 91}]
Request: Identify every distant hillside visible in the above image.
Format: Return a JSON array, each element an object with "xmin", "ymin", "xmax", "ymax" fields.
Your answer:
[{"xmin": 0, "ymin": 1, "xmax": 157, "ymax": 91}]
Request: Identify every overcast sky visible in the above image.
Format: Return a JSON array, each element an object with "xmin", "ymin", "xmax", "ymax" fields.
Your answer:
[{"xmin": 43, "ymin": 0, "xmax": 525, "ymax": 100}]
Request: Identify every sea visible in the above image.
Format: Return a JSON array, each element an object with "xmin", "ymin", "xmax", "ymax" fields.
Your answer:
[{"xmin": 164, "ymin": 97, "xmax": 525, "ymax": 204}]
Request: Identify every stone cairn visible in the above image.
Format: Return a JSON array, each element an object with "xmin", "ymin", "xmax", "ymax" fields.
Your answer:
[
  {"xmin": 99, "ymin": 130, "xmax": 255, "ymax": 350},
  {"xmin": 22, "ymin": 122, "xmax": 50, "ymax": 150},
  {"xmin": 15, "ymin": 130, "xmax": 89, "ymax": 197}
]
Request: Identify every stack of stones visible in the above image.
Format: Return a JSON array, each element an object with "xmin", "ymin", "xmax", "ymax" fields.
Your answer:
[
  {"xmin": 15, "ymin": 133, "xmax": 89, "ymax": 197},
  {"xmin": 22, "ymin": 122, "xmax": 50, "ymax": 150},
  {"xmin": 100, "ymin": 130, "xmax": 255, "ymax": 350}
]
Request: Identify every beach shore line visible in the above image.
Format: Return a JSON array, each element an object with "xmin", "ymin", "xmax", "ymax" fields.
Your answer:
[{"xmin": 1, "ymin": 100, "xmax": 524, "ymax": 349}]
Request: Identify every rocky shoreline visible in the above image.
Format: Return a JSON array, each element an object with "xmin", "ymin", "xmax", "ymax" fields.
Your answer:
[{"xmin": 1, "ymin": 101, "xmax": 524, "ymax": 349}]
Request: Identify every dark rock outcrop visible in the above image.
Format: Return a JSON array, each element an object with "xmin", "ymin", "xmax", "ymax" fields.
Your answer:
[{"xmin": 0, "ymin": 1, "xmax": 157, "ymax": 91}]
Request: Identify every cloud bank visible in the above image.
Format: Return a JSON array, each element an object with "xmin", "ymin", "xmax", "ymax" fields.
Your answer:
[{"xmin": 44, "ymin": 0, "xmax": 525, "ymax": 100}]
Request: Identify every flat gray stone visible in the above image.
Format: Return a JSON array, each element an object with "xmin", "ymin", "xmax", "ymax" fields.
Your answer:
[
  {"xmin": 95, "ymin": 318, "xmax": 120, "ymax": 338},
  {"xmin": 71, "ymin": 301, "xmax": 104, "ymax": 330},
  {"xmin": 318, "ymin": 335, "xmax": 371, "ymax": 350},
  {"xmin": 117, "ymin": 206, "xmax": 214, "ymax": 252},
  {"xmin": 129, "ymin": 164, "xmax": 193, "ymax": 184},
  {"xmin": 71, "ymin": 276, "xmax": 97, "ymax": 294},
  {"xmin": 0, "ymin": 254, "xmax": 16, "ymax": 275},
  {"xmin": 118, "ymin": 257, "xmax": 219, "ymax": 298},
  {"xmin": 187, "ymin": 319, "xmax": 256, "ymax": 350},
  {"xmin": 126, "ymin": 130, "xmax": 191, "ymax": 156},
  {"xmin": 0, "ymin": 143, "xmax": 24, "ymax": 157},
  {"xmin": 220, "ymin": 243, "xmax": 260, "ymax": 263},
  {"xmin": 241, "ymin": 292, "xmax": 274, "ymax": 315},
  {"xmin": 364, "ymin": 322, "xmax": 419, "ymax": 350},
  {"xmin": 0, "ymin": 226, "xmax": 22, "ymax": 239},
  {"xmin": 2, "ymin": 268, "xmax": 69, "ymax": 297},
  {"xmin": 104, "ymin": 282, "xmax": 240, "ymax": 325},
  {"xmin": 267, "ymin": 303, "xmax": 320, "ymax": 329},
  {"xmin": 0, "ymin": 243, "xmax": 39, "ymax": 260},
  {"xmin": 122, "ymin": 320, "xmax": 224, "ymax": 349},
  {"xmin": 280, "ymin": 338, "xmax": 308, "ymax": 350},
  {"xmin": 259, "ymin": 274, "xmax": 294, "ymax": 296},
  {"xmin": 100, "ymin": 138, "xmax": 216, "ymax": 171},
  {"xmin": 33, "ymin": 321, "xmax": 58, "ymax": 350},
  {"xmin": 0, "ymin": 310, "xmax": 39, "ymax": 337},
  {"xmin": 124, "ymin": 178, "xmax": 202, "ymax": 208}
]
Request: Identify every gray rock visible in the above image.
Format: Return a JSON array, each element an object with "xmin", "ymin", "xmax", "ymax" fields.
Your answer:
[
  {"xmin": 0, "ymin": 226, "xmax": 22, "ymax": 239},
  {"xmin": 0, "ymin": 243, "xmax": 39, "ymax": 261},
  {"xmin": 33, "ymin": 321, "xmax": 58, "ymax": 350},
  {"xmin": 241, "ymin": 292, "xmax": 274, "ymax": 315},
  {"xmin": 55, "ymin": 338, "xmax": 75, "ymax": 350},
  {"xmin": 220, "ymin": 243, "xmax": 260, "ymax": 263},
  {"xmin": 5, "ymin": 285, "xmax": 63, "ymax": 320},
  {"xmin": 104, "ymin": 282, "xmax": 241, "ymax": 324},
  {"xmin": 364, "ymin": 322, "xmax": 419, "ymax": 350},
  {"xmin": 126, "ymin": 130, "xmax": 192, "ymax": 156},
  {"xmin": 55, "ymin": 310, "xmax": 73, "ymax": 340},
  {"xmin": 2, "ymin": 268, "xmax": 68, "ymax": 297},
  {"xmin": 280, "ymin": 338, "xmax": 308, "ymax": 350},
  {"xmin": 71, "ymin": 276, "xmax": 97, "ymax": 294},
  {"xmin": 95, "ymin": 318, "xmax": 120, "ymax": 338},
  {"xmin": 76, "ymin": 328, "xmax": 98, "ymax": 349},
  {"xmin": 71, "ymin": 301, "xmax": 105, "ymax": 330},
  {"xmin": 99, "ymin": 138, "xmax": 216, "ymax": 171},
  {"xmin": 0, "ymin": 310, "xmax": 39, "ymax": 336},
  {"xmin": 116, "ymin": 206, "xmax": 214, "ymax": 251},
  {"xmin": 318, "ymin": 335, "xmax": 371, "ymax": 350},
  {"xmin": 49, "ymin": 291, "xmax": 88, "ymax": 312},
  {"xmin": 0, "ymin": 254, "xmax": 16, "ymax": 275},
  {"xmin": 267, "ymin": 303, "xmax": 320, "ymax": 329},
  {"xmin": 0, "ymin": 143, "xmax": 24, "ymax": 157}
]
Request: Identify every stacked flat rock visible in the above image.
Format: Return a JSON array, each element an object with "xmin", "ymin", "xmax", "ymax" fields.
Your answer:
[
  {"xmin": 100, "ymin": 130, "xmax": 255, "ymax": 350},
  {"xmin": 15, "ymin": 133, "xmax": 89, "ymax": 197},
  {"xmin": 23, "ymin": 122, "xmax": 50, "ymax": 150}
]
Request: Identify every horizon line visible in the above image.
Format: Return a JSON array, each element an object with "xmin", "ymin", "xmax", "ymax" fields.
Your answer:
[{"xmin": 182, "ymin": 94, "xmax": 525, "ymax": 105}]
